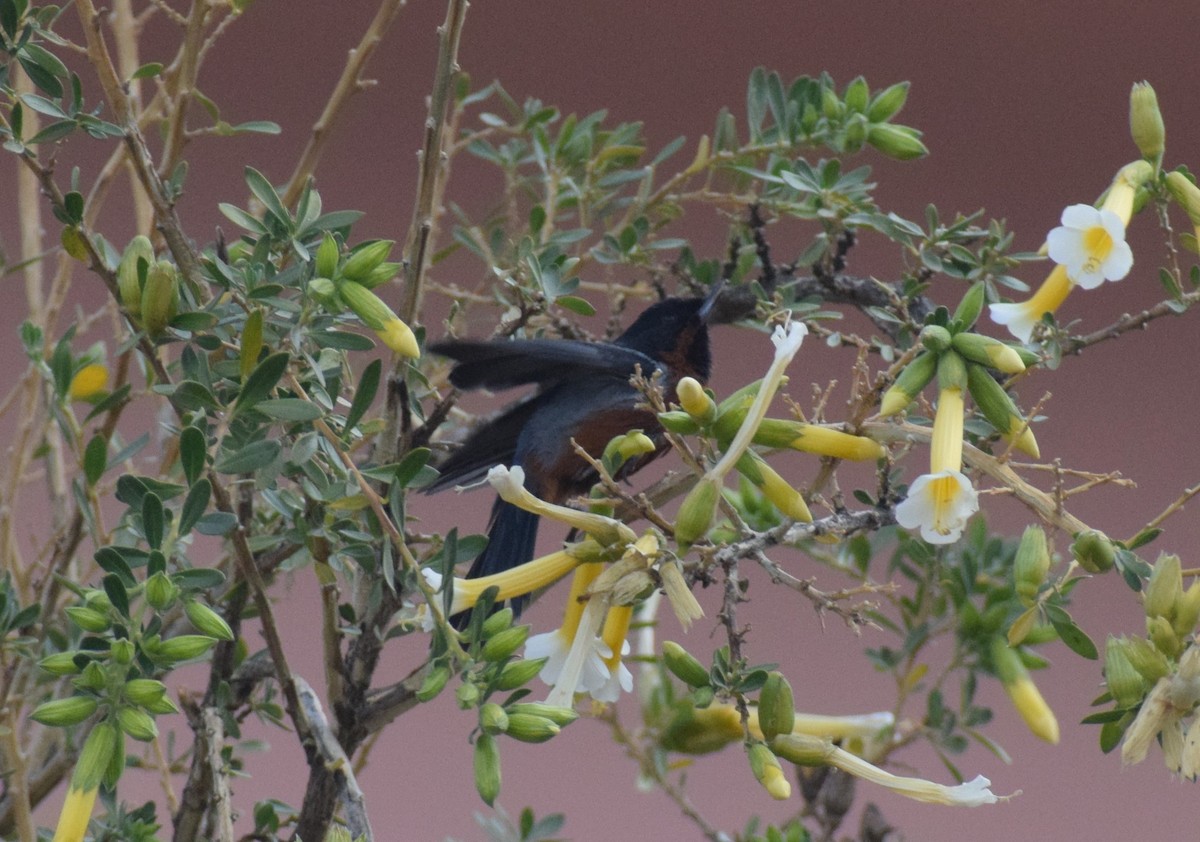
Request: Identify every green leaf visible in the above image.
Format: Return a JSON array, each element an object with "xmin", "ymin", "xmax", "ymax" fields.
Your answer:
[
  {"xmin": 170, "ymin": 312, "xmax": 218, "ymax": 332},
  {"xmin": 312, "ymin": 330, "xmax": 376, "ymax": 351},
  {"xmin": 1045, "ymin": 605, "xmax": 1098, "ymax": 660},
  {"xmin": 178, "ymin": 478, "xmax": 212, "ymax": 536},
  {"xmin": 343, "ymin": 359, "xmax": 381, "ymax": 435},
  {"xmin": 131, "ymin": 62, "xmax": 163, "ymax": 80},
  {"xmin": 244, "ymin": 167, "xmax": 290, "ymax": 228},
  {"xmin": 115, "ymin": 475, "xmax": 186, "ymax": 508},
  {"xmin": 83, "ymin": 434, "xmax": 107, "ymax": 486},
  {"xmin": 214, "ymin": 440, "xmax": 281, "ymax": 474},
  {"xmin": 175, "ymin": 568, "xmax": 227, "ymax": 590},
  {"xmin": 179, "ymin": 426, "xmax": 207, "ymax": 486},
  {"xmin": 18, "ymin": 55, "xmax": 63, "ymax": 98},
  {"xmin": 94, "ymin": 547, "xmax": 136, "ymax": 587},
  {"xmin": 256, "ymin": 399, "xmax": 323, "ymax": 421},
  {"xmin": 169, "ymin": 380, "xmax": 221, "ymax": 413},
  {"xmin": 103, "ymin": 573, "xmax": 131, "ymax": 619},
  {"xmin": 50, "ymin": 335, "xmax": 72, "ymax": 397},
  {"xmin": 234, "ymin": 351, "xmax": 290, "ymax": 415},
  {"xmin": 556, "ymin": 295, "xmax": 595, "ymax": 316},
  {"xmin": 142, "ymin": 492, "xmax": 164, "ymax": 549},
  {"xmin": 240, "ymin": 310, "xmax": 264, "ymax": 382},
  {"xmin": 194, "ymin": 512, "xmax": 238, "ymax": 536},
  {"xmin": 1126, "ymin": 528, "xmax": 1162, "ymax": 551},
  {"xmin": 218, "ymin": 202, "xmax": 268, "ymax": 235},
  {"xmin": 229, "ymin": 120, "xmax": 281, "ymax": 135}
]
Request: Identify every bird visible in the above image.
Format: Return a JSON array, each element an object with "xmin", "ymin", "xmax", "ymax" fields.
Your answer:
[{"xmin": 426, "ymin": 286, "xmax": 721, "ymax": 619}]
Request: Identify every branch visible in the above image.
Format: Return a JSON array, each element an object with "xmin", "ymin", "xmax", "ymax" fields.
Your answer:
[{"xmin": 294, "ymin": 677, "xmax": 374, "ymax": 842}]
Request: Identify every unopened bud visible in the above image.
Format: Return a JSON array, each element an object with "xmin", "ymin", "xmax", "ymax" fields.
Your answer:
[
  {"xmin": 739, "ymin": 454, "xmax": 812, "ymax": 523},
  {"xmin": 603, "ymin": 431, "xmax": 656, "ymax": 468},
  {"xmin": 504, "ymin": 713, "xmax": 560, "ymax": 743},
  {"xmin": 936, "ymin": 349, "xmax": 968, "ymax": 391},
  {"xmin": 952, "ymin": 282, "xmax": 986, "ymax": 330},
  {"xmin": 770, "ymin": 733, "xmax": 835, "ymax": 767},
  {"xmin": 473, "ymin": 733, "xmax": 501, "ymax": 806},
  {"xmin": 66, "ymin": 606, "xmax": 110, "ymax": 633},
  {"xmin": 1144, "ymin": 554, "xmax": 1183, "ymax": 621},
  {"xmin": 867, "ymin": 81, "xmax": 910, "ymax": 122},
  {"xmin": 140, "ymin": 260, "xmax": 178, "ymax": 336},
  {"xmin": 507, "ymin": 703, "xmax": 580, "ymax": 726},
  {"xmin": 123, "ymin": 679, "xmax": 170, "ymax": 708},
  {"xmin": 144, "ymin": 572, "xmax": 179, "ymax": 611},
  {"xmin": 1166, "ymin": 171, "xmax": 1200, "ymax": 225},
  {"xmin": 480, "ymin": 607, "xmax": 514, "ymax": 638},
  {"xmin": 153, "ymin": 634, "xmax": 217, "ymax": 663},
  {"xmin": 965, "ymin": 363, "xmax": 1039, "ymax": 458},
  {"xmin": 314, "ymin": 233, "xmax": 339, "ymax": 280},
  {"xmin": 308, "ymin": 276, "xmax": 337, "ymax": 304},
  {"xmin": 117, "ymin": 706, "xmax": 158, "ymax": 741},
  {"xmin": 416, "ymin": 665, "xmax": 451, "ymax": 701},
  {"xmin": 757, "ymin": 672, "xmax": 796, "ymax": 743},
  {"xmin": 990, "ymin": 637, "xmax": 1059, "ymax": 744},
  {"xmin": 662, "ymin": 641, "xmax": 710, "ymax": 688},
  {"xmin": 879, "ymin": 350, "xmax": 937, "ymax": 416},
  {"xmin": 1121, "ymin": 635, "xmax": 1171, "ymax": 683},
  {"xmin": 73, "ymin": 721, "xmax": 118, "ymax": 792},
  {"xmin": 68, "ymin": 364, "xmax": 108, "ymax": 401},
  {"xmin": 340, "ymin": 240, "xmax": 395, "ymax": 283},
  {"xmin": 866, "ymin": 123, "xmax": 928, "ymax": 160},
  {"xmin": 109, "ymin": 639, "xmax": 135, "ymax": 665},
  {"xmin": 1071, "ymin": 529, "xmax": 1116, "ymax": 573},
  {"xmin": 1129, "ymin": 81, "xmax": 1165, "ymax": 163},
  {"xmin": 919, "ymin": 325, "xmax": 953, "ymax": 353},
  {"xmin": 479, "ymin": 702, "xmax": 509, "ymax": 735},
  {"xmin": 31, "ymin": 695, "xmax": 98, "ymax": 727},
  {"xmin": 659, "ymin": 704, "xmax": 743, "ymax": 755},
  {"xmin": 338, "ymin": 282, "xmax": 420, "ymax": 357},
  {"xmin": 358, "ymin": 262, "xmax": 403, "ymax": 289},
  {"xmin": 674, "ymin": 477, "xmax": 720, "ymax": 547},
  {"xmin": 1173, "ymin": 582, "xmax": 1200, "ymax": 639},
  {"xmin": 1104, "ymin": 636, "xmax": 1147, "ymax": 709},
  {"xmin": 658, "ymin": 410, "xmax": 701, "ymax": 435},
  {"xmin": 1147, "ymin": 615, "xmax": 1181, "ymax": 657},
  {"xmin": 117, "ymin": 235, "xmax": 154, "ymax": 318},
  {"xmin": 951, "ymin": 332, "xmax": 1025, "ymax": 374},
  {"xmin": 39, "ymin": 652, "xmax": 84, "ymax": 676},
  {"xmin": 748, "ymin": 742, "xmax": 792, "ymax": 800},
  {"xmin": 481, "ymin": 625, "xmax": 530, "ymax": 662},
  {"xmin": 185, "ymin": 600, "xmax": 234, "ymax": 641},
  {"xmin": 677, "ymin": 376, "xmax": 716, "ymax": 423},
  {"xmin": 494, "ymin": 658, "xmax": 544, "ymax": 691},
  {"xmin": 1013, "ymin": 525, "xmax": 1050, "ymax": 603}
]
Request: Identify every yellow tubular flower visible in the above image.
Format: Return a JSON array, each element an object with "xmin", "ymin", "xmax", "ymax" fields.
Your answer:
[
  {"xmin": 989, "ymin": 264, "xmax": 1074, "ymax": 344},
  {"xmin": 929, "ymin": 386, "xmax": 964, "ymax": 474},
  {"xmin": 429, "ymin": 548, "xmax": 582, "ymax": 616},
  {"xmin": 786, "ymin": 423, "xmax": 885, "ymax": 461},
  {"xmin": 488, "ymin": 466, "xmax": 636, "ymax": 546}
]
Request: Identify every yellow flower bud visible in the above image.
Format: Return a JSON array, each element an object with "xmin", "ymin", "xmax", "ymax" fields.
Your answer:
[
  {"xmin": 677, "ymin": 376, "xmax": 716, "ymax": 422},
  {"xmin": 879, "ymin": 350, "xmax": 938, "ymax": 417},
  {"xmin": 990, "ymin": 637, "xmax": 1059, "ymax": 744},
  {"xmin": 965, "ymin": 363, "xmax": 1039, "ymax": 458},
  {"xmin": 674, "ymin": 477, "xmax": 720, "ymax": 546},
  {"xmin": 951, "ymin": 333, "xmax": 1025, "ymax": 374},
  {"xmin": 748, "ymin": 742, "xmax": 792, "ymax": 800}
]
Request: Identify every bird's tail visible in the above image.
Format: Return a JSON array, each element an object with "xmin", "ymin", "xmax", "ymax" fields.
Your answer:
[{"xmin": 453, "ymin": 499, "xmax": 540, "ymax": 628}]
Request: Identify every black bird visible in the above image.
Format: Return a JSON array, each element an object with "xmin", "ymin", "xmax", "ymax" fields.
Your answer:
[{"xmin": 426, "ymin": 288, "xmax": 720, "ymax": 616}]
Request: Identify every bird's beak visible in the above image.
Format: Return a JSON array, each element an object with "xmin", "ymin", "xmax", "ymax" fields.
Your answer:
[{"xmin": 697, "ymin": 278, "xmax": 726, "ymax": 323}]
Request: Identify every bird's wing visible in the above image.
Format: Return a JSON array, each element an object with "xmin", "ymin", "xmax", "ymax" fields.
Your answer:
[
  {"xmin": 428, "ymin": 339, "xmax": 657, "ymax": 390},
  {"xmin": 423, "ymin": 394, "xmax": 542, "ymax": 493}
]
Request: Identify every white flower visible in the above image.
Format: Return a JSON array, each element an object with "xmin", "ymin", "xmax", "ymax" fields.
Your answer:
[
  {"xmin": 591, "ymin": 638, "xmax": 634, "ymax": 703},
  {"xmin": 895, "ymin": 470, "xmax": 979, "ymax": 545},
  {"xmin": 525, "ymin": 628, "xmax": 610, "ymax": 695},
  {"xmin": 988, "ymin": 265, "xmax": 1073, "ymax": 344},
  {"xmin": 1046, "ymin": 203, "xmax": 1133, "ymax": 290}
]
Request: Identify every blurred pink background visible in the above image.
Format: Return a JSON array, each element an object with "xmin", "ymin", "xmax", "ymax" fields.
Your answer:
[{"xmin": 5, "ymin": 1, "xmax": 1200, "ymax": 839}]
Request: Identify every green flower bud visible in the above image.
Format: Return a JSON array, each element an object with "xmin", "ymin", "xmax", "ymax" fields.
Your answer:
[
  {"xmin": 936, "ymin": 349, "xmax": 968, "ymax": 391},
  {"xmin": 919, "ymin": 325, "xmax": 953, "ymax": 353},
  {"xmin": 109, "ymin": 639, "xmax": 135, "ymax": 665},
  {"xmin": 479, "ymin": 702, "xmax": 509, "ymax": 735},
  {"xmin": 40, "ymin": 652, "xmax": 84, "ymax": 676},
  {"xmin": 1144, "ymin": 554, "xmax": 1182, "ymax": 621},
  {"xmin": 1104, "ymin": 636, "xmax": 1148, "ymax": 709},
  {"xmin": 473, "ymin": 733, "xmax": 501, "ymax": 806},
  {"xmin": 843, "ymin": 113, "xmax": 867, "ymax": 153},
  {"xmin": 659, "ymin": 703, "xmax": 742, "ymax": 754},
  {"xmin": 66, "ymin": 606, "xmax": 110, "ymax": 633},
  {"xmin": 144, "ymin": 571, "xmax": 179, "ymax": 611},
  {"xmin": 140, "ymin": 260, "xmax": 179, "ymax": 337},
  {"xmin": 1166, "ymin": 171, "xmax": 1200, "ymax": 226},
  {"xmin": 340, "ymin": 240, "xmax": 395, "ymax": 283},
  {"xmin": 658, "ymin": 410, "xmax": 701, "ymax": 435},
  {"xmin": 879, "ymin": 350, "xmax": 937, "ymax": 416},
  {"xmin": 117, "ymin": 706, "xmax": 158, "ymax": 741},
  {"xmin": 1071, "ymin": 529, "xmax": 1116, "ymax": 573},
  {"xmin": 506, "ymin": 703, "xmax": 580, "ymax": 727},
  {"xmin": 455, "ymin": 681, "xmax": 481, "ymax": 709},
  {"xmin": 1121, "ymin": 635, "xmax": 1171, "ymax": 683},
  {"xmin": 480, "ymin": 607, "xmax": 515, "ymax": 638},
  {"xmin": 1129, "ymin": 81, "xmax": 1165, "ymax": 163},
  {"xmin": 308, "ymin": 276, "xmax": 337, "ymax": 304},
  {"xmin": 1013, "ymin": 525, "xmax": 1050, "ymax": 604},
  {"xmin": 757, "ymin": 672, "xmax": 796, "ymax": 743},
  {"xmin": 117, "ymin": 235, "xmax": 154, "ymax": 319},
  {"xmin": 1147, "ymin": 615, "xmax": 1181, "ymax": 657},
  {"xmin": 494, "ymin": 658, "xmax": 545, "ymax": 691},
  {"xmin": 314, "ymin": 233, "xmax": 339, "ymax": 280},
  {"xmin": 504, "ymin": 713, "xmax": 561, "ymax": 743},
  {"xmin": 747, "ymin": 741, "xmax": 792, "ymax": 800},
  {"xmin": 821, "ymin": 86, "xmax": 842, "ymax": 119},
  {"xmin": 122, "ymin": 678, "xmax": 169, "ymax": 708},
  {"xmin": 74, "ymin": 661, "xmax": 107, "ymax": 693},
  {"xmin": 104, "ymin": 722, "xmax": 126, "ymax": 788},
  {"xmin": 358, "ymin": 262, "xmax": 402, "ymax": 289},
  {"xmin": 965, "ymin": 363, "xmax": 1039, "ymax": 458},
  {"xmin": 866, "ymin": 123, "xmax": 928, "ymax": 160},
  {"xmin": 952, "ymin": 282, "xmax": 986, "ymax": 330},
  {"xmin": 338, "ymin": 282, "xmax": 420, "ymax": 357},
  {"xmin": 662, "ymin": 641, "xmax": 710, "ymax": 688},
  {"xmin": 481, "ymin": 625, "xmax": 530, "ymax": 663},
  {"xmin": 415, "ymin": 664, "xmax": 450, "ymax": 702},
  {"xmin": 73, "ymin": 721, "xmax": 118, "ymax": 793},
  {"xmin": 867, "ymin": 81, "xmax": 910, "ymax": 122},
  {"xmin": 675, "ymin": 477, "xmax": 720, "ymax": 547},
  {"xmin": 31, "ymin": 695, "xmax": 98, "ymax": 727},
  {"xmin": 951, "ymin": 332, "xmax": 1026, "ymax": 374},
  {"xmin": 143, "ymin": 694, "xmax": 181, "ymax": 716},
  {"xmin": 1173, "ymin": 581, "xmax": 1200, "ymax": 639},
  {"xmin": 184, "ymin": 600, "xmax": 235, "ymax": 641},
  {"xmin": 843, "ymin": 76, "xmax": 869, "ymax": 113},
  {"xmin": 153, "ymin": 634, "xmax": 217, "ymax": 664}
]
